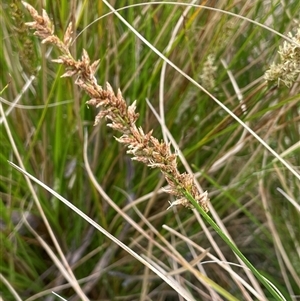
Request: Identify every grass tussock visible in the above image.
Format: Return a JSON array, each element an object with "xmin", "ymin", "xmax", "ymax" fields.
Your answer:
[{"xmin": 1, "ymin": 1, "xmax": 300, "ymax": 301}]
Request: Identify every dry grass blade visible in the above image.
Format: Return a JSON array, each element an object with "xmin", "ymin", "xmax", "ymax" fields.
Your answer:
[{"xmin": 7, "ymin": 161, "xmax": 197, "ymax": 301}]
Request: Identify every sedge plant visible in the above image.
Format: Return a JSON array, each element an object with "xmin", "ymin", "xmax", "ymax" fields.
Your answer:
[{"xmin": 1, "ymin": 3, "xmax": 299, "ymax": 300}]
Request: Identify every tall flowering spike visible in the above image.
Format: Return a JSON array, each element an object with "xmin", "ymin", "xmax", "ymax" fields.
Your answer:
[
  {"xmin": 22, "ymin": 2, "xmax": 54, "ymax": 40},
  {"xmin": 22, "ymin": 2, "xmax": 210, "ymax": 211}
]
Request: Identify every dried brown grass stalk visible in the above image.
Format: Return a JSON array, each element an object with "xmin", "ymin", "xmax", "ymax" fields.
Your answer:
[{"xmin": 22, "ymin": 2, "xmax": 209, "ymax": 211}]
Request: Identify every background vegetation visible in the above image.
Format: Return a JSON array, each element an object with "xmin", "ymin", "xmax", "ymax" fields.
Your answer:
[{"xmin": 1, "ymin": 0, "xmax": 299, "ymax": 300}]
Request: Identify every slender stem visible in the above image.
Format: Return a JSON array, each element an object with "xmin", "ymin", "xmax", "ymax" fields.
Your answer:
[{"xmin": 184, "ymin": 191, "xmax": 285, "ymax": 301}]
